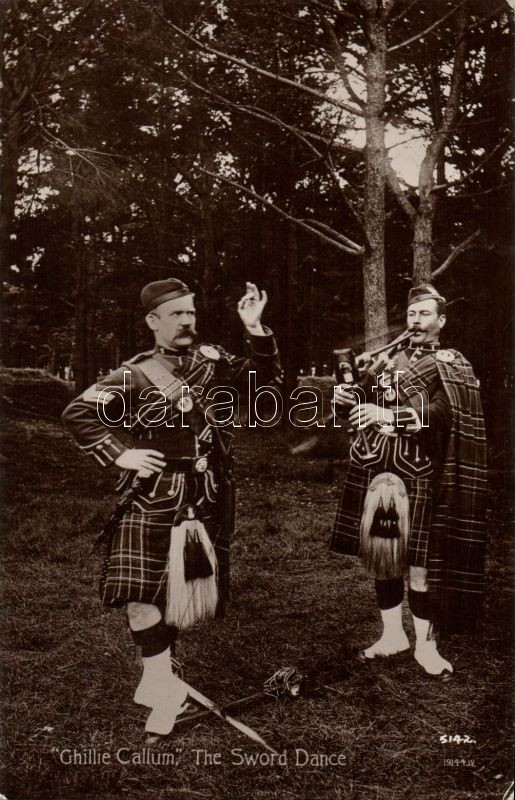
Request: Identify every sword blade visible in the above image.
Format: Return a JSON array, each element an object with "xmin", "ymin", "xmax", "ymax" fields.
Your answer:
[
  {"xmin": 178, "ymin": 679, "xmax": 278, "ymax": 754},
  {"xmin": 176, "ymin": 689, "xmax": 265, "ymax": 726}
]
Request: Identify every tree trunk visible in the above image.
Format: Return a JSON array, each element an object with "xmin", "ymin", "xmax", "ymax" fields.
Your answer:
[
  {"xmin": 196, "ymin": 135, "xmax": 220, "ymax": 340},
  {"xmin": 0, "ymin": 123, "xmax": 19, "ymax": 284},
  {"xmin": 125, "ymin": 305, "xmax": 136, "ymax": 360},
  {"xmin": 86, "ymin": 302, "xmax": 97, "ymax": 386},
  {"xmin": 282, "ymin": 221, "xmax": 298, "ymax": 428},
  {"xmin": 198, "ymin": 199, "xmax": 219, "ymax": 340},
  {"xmin": 413, "ymin": 5, "xmax": 468, "ymax": 284},
  {"xmin": 413, "ymin": 192, "xmax": 435, "ymax": 284},
  {"xmin": 48, "ymin": 341, "xmax": 57, "ymax": 375},
  {"xmin": 362, "ymin": 7, "xmax": 388, "ymax": 347},
  {"xmin": 156, "ymin": 156, "xmax": 171, "ymax": 269},
  {"xmin": 73, "ymin": 220, "xmax": 89, "ymax": 392}
]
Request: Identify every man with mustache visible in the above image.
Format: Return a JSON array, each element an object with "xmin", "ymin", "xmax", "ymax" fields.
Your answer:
[
  {"xmin": 62, "ymin": 278, "xmax": 280, "ymax": 740},
  {"xmin": 331, "ymin": 284, "xmax": 487, "ymax": 679}
]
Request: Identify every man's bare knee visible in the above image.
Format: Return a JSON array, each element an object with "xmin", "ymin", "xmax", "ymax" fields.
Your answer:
[
  {"xmin": 127, "ymin": 602, "xmax": 161, "ymax": 631},
  {"xmin": 409, "ymin": 567, "xmax": 428, "ymax": 591}
]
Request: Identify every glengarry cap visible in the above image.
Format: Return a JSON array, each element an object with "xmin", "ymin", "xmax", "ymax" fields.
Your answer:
[
  {"xmin": 408, "ymin": 283, "xmax": 446, "ymax": 306},
  {"xmin": 141, "ymin": 278, "xmax": 192, "ymax": 313}
]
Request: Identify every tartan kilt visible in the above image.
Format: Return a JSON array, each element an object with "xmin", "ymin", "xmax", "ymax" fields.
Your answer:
[
  {"xmin": 330, "ymin": 462, "xmax": 433, "ymax": 570},
  {"xmin": 99, "ymin": 472, "xmax": 227, "ymax": 609}
]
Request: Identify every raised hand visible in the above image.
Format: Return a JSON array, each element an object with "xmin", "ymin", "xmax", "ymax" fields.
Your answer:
[{"xmin": 237, "ymin": 282, "xmax": 267, "ymax": 333}]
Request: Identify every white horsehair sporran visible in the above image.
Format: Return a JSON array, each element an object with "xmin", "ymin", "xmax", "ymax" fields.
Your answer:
[
  {"xmin": 165, "ymin": 505, "xmax": 219, "ymax": 629},
  {"xmin": 359, "ymin": 472, "xmax": 409, "ymax": 578}
]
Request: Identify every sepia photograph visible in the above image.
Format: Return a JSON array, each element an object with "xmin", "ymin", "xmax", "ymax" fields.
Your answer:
[{"xmin": 0, "ymin": 1, "xmax": 512, "ymax": 799}]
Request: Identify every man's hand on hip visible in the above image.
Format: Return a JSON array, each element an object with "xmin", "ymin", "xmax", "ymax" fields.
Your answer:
[{"xmin": 115, "ymin": 448, "xmax": 166, "ymax": 478}]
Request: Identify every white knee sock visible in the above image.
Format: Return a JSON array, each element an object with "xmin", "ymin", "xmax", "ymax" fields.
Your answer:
[
  {"xmin": 364, "ymin": 603, "xmax": 410, "ymax": 658},
  {"xmin": 412, "ymin": 615, "xmax": 453, "ymax": 675},
  {"xmin": 134, "ymin": 647, "xmax": 189, "ymax": 735}
]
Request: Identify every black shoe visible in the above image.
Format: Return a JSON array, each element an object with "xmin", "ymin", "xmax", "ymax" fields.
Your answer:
[
  {"xmin": 356, "ymin": 647, "xmax": 410, "ymax": 663},
  {"xmin": 356, "ymin": 650, "xmax": 373, "ymax": 663},
  {"xmin": 144, "ymin": 733, "xmax": 162, "ymax": 746},
  {"xmin": 415, "ymin": 663, "xmax": 455, "ymax": 682}
]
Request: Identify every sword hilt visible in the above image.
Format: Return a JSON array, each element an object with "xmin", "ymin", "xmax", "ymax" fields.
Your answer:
[{"xmin": 263, "ymin": 666, "xmax": 304, "ymax": 698}]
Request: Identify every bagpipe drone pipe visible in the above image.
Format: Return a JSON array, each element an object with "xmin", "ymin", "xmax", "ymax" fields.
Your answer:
[{"xmin": 290, "ymin": 329, "xmax": 412, "ymax": 458}]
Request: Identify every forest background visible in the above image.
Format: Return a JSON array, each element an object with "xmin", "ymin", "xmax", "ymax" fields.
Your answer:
[{"xmin": 1, "ymin": 0, "xmax": 512, "ymax": 453}]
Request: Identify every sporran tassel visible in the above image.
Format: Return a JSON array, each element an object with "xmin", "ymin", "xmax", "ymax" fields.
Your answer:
[
  {"xmin": 359, "ymin": 473, "xmax": 409, "ymax": 578},
  {"xmin": 184, "ymin": 527, "xmax": 214, "ymax": 581},
  {"xmin": 369, "ymin": 498, "xmax": 387, "ymax": 538},
  {"xmin": 385, "ymin": 497, "xmax": 400, "ymax": 538},
  {"xmin": 165, "ymin": 509, "xmax": 218, "ymax": 630}
]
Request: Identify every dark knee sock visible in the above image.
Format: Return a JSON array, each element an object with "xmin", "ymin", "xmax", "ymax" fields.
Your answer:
[
  {"xmin": 375, "ymin": 578, "xmax": 404, "ymax": 610},
  {"xmin": 130, "ymin": 619, "xmax": 170, "ymax": 658},
  {"xmin": 408, "ymin": 588, "xmax": 432, "ymax": 620},
  {"xmin": 156, "ymin": 607, "xmax": 179, "ymax": 653}
]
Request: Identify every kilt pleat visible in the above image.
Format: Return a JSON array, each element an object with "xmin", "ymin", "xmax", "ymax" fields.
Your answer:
[{"xmin": 100, "ymin": 474, "xmax": 217, "ymax": 607}]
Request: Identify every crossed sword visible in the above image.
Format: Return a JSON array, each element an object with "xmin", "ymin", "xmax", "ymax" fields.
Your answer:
[
  {"xmin": 167, "ymin": 667, "xmax": 302, "ymax": 754},
  {"xmin": 173, "ymin": 677, "xmax": 277, "ymax": 754}
]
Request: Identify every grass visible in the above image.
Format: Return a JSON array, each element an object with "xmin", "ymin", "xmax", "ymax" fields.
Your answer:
[{"xmin": 0, "ymin": 392, "xmax": 512, "ymax": 799}]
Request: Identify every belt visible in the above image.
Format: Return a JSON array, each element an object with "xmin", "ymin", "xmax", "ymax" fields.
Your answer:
[{"xmin": 163, "ymin": 455, "xmax": 211, "ymax": 474}]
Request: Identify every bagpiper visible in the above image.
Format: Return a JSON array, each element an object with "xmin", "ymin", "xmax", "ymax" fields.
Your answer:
[{"xmin": 331, "ymin": 284, "xmax": 487, "ymax": 679}]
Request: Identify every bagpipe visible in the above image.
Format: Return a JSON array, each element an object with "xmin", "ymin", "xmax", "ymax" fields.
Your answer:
[
  {"xmin": 336, "ymin": 328, "xmax": 420, "ymax": 579},
  {"xmin": 291, "ymin": 328, "xmax": 412, "ymax": 456},
  {"xmin": 293, "ymin": 328, "xmax": 415, "ymax": 578},
  {"xmin": 333, "ymin": 327, "xmax": 412, "ymax": 408}
]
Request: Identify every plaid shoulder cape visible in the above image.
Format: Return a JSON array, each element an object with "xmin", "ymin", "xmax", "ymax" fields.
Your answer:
[{"xmin": 398, "ymin": 350, "xmax": 488, "ymax": 635}]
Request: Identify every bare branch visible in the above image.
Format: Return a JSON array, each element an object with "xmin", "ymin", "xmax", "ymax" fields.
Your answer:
[
  {"xmin": 388, "ymin": 1, "xmax": 467, "ymax": 53},
  {"xmin": 385, "ymin": 161, "xmax": 417, "ymax": 219},
  {"xmin": 418, "ymin": 4, "xmax": 469, "ymax": 193},
  {"xmin": 305, "ymin": 0, "xmax": 358, "ymax": 20},
  {"xmin": 177, "ymin": 71, "xmax": 360, "ymax": 154},
  {"xmin": 445, "ymin": 296, "xmax": 465, "ymax": 308},
  {"xmin": 386, "ymin": 114, "xmax": 497, "ymax": 153},
  {"xmin": 299, "ymin": 218, "xmax": 364, "ymax": 251},
  {"xmin": 151, "ymin": 5, "xmax": 363, "ymax": 118},
  {"xmin": 135, "ymin": 188, "xmax": 200, "ymax": 217},
  {"xmin": 255, "ymin": 106, "xmax": 366, "ymax": 233},
  {"xmin": 443, "ymin": 180, "xmax": 511, "ymax": 199},
  {"xmin": 320, "ymin": 18, "xmax": 365, "ymax": 108},
  {"xmin": 198, "ymin": 167, "xmax": 364, "ymax": 256},
  {"xmin": 8, "ymin": 0, "xmax": 96, "ymax": 115},
  {"xmin": 177, "ymin": 70, "xmax": 366, "ymax": 232},
  {"xmin": 389, "ymin": 0, "xmax": 421, "ymax": 26},
  {"xmin": 431, "ymin": 228, "xmax": 481, "ymax": 278},
  {"xmin": 432, "ymin": 133, "xmax": 511, "ymax": 192},
  {"xmin": 40, "ymin": 127, "xmax": 113, "ymax": 182}
]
